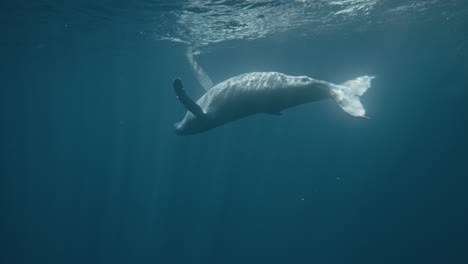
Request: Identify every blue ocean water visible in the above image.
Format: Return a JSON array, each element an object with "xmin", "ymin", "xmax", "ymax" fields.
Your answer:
[{"xmin": 1, "ymin": 0, "xmax": 467, "ymax": 263}]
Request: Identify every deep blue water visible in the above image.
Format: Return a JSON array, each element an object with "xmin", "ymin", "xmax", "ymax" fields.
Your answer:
[{"xmin": 1, "ymin": 1, "xmax": 468, "ymax": 263}]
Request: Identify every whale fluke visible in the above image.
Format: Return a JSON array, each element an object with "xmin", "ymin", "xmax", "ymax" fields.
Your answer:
[
  {"xmin": 330, "ymin": 75, "xmax": 375, "ymax": 119},
  {"xmin": 173, "ymin": 78, "xmax": 205, "ymax": 119}
]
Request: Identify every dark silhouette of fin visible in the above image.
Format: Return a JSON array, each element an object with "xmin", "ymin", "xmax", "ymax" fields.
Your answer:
[{"xmin": 173, "ymin": 78, "xmax": 205, "ymax": 119}]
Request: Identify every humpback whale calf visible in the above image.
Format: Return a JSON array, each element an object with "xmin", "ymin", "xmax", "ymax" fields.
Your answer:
[
  {"xmin": 174, "ymin": 72, "xmax": 374, "ymax": 135},
  {"xmin": 174, "ymin": 49, "xmax": 374, "ymax": 135}
]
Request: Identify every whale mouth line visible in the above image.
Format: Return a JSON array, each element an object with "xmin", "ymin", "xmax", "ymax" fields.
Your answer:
[{"xmin": 173, "ymin": 122, "xmax": 184, "ymax": 135}]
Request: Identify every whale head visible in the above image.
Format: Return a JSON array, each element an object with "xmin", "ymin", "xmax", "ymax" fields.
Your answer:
[{"xmin": 174, "ymin": 112, "xmax": 211, "ymax": 136}]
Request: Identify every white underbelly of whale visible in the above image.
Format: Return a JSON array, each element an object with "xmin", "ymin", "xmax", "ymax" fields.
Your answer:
[{"xmin": 174, "ymin": 72, "xmax": 374, "ymax": 135}]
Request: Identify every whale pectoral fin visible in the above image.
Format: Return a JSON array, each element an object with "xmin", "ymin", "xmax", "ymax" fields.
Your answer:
[
  {"xmin": 186, "ymin": 48, "xmax": 213, "ymax": 91},
  {"xmin": 264, "ymin": 110, "xmax": 282, "ymax": 116},
  {"xmin": 173, "ymin": 78, "xmax": 205, "ymax": 119}
]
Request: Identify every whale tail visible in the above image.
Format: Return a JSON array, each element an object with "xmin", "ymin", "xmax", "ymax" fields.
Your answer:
[{"xmin": 330, "ymin": 75, "xmax": 375, "ymax": 119}]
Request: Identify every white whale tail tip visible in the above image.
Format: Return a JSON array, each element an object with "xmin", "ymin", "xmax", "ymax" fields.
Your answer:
[{"xmin": 330, "ymin": 75, "xmax": 375, "ymax": 119}]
